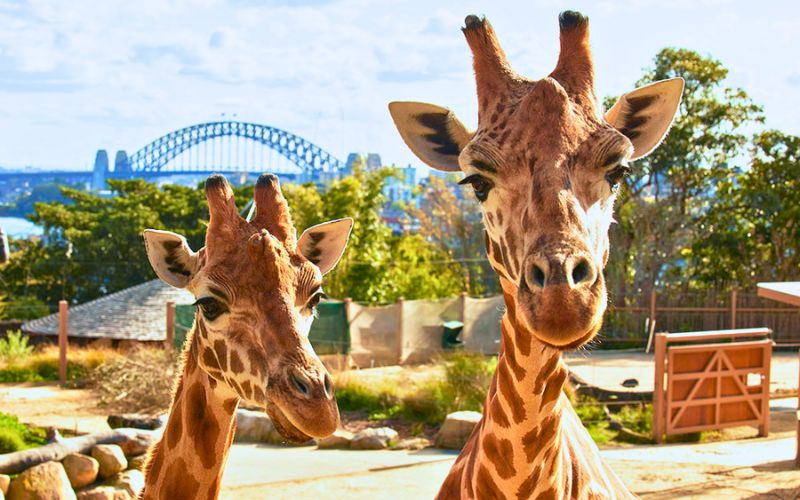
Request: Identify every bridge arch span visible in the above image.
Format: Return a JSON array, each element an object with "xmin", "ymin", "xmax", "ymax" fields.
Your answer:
[{"xmin": 126, "ymin": 121, "xmax": 344, "ymax": 176}]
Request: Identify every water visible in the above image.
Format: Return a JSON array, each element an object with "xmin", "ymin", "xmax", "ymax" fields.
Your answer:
[{"xmin": 0, "ymin": 216, "xmax": 42, "ymax": 237}]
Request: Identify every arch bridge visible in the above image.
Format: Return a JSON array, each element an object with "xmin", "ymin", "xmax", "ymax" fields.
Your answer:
[{"xmin": 92, "ymin": 121, "xmax": 346, "ymax": 188}]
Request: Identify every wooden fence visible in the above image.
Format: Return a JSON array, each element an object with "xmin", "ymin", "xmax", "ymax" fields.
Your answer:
[
  {"xmin": 603, "ymin": 289, "xmax": 800, "ymax": 345},
  {"xmin": 653, "ymin": 328, "xmax": 772, "ymax": 443}
]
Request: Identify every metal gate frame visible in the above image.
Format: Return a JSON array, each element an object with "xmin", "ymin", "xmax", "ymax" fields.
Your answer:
[{"xmin": 653, "ymin": 328, "xmax": 772, "ymax": 444}]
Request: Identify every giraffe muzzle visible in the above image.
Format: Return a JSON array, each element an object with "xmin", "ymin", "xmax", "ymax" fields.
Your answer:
[{"xmin": 518, "ymin": 247, "xmax": 606, "ymax": 348}]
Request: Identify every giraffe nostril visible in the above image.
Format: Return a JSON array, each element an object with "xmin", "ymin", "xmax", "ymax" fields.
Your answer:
[
  {"xmin": 323, "ymin": 373, "xmax": 333, "ymax": 398},
  {"xmin": 290, "ymin": 372, "xmax": 310, "ymax": 397},
  {"xmin": 571, "ymin": 259, "xmax": 591, "ymax": 285},
  {"xmin": 532, "ymin": 264, "xmax": 546, "ymax": 288}
]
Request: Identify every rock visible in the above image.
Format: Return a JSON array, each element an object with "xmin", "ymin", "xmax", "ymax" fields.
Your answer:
[
  {"xmin": 350, "ymin": 427, "xmax": 399, "ymax": 450},
  {"xmin": 435, "ymin": 411, "xmax": 482, "ymax": 449},
  {"xmin": 0, "ymin": 475, "xmax": 9, "ymax": 495},
  {"xmin": 105, "ymin": 470, "xmax": 144, "ymax": 498},
  {"xmin": 234, "ymin": 409, "xmax": 281, "ymax": 443},
  {"xmin": 127, "ymin": 455, "xmax": 147, "ymax": 471},
  {"xmin": 91, "ymin": 445, "xmax": 128, "ymax": 479},
  {"xmin": 316, "ymin": 429, "xmax": 353, "ymax": 449},
  {"xmin": 107, "ymin": 414, "xmax": 163, "ymax": 430},
  {"xmin": 62, "ymin": 453, "xmax": 100, "ymax": 488},
  {"xmin": 75, "ymin": 485, "xmax": 128, "ymax": 500},
  {"xmin": 391, "ymin": 437, "xmax": 431, "ymax": 450},
  {"xmin": 117, "ymin": 432, "xmax": 156, "ymax": 457},
  {"xmin": 7, "ymin": 461, "xmax": 76, "ymax": 500}
]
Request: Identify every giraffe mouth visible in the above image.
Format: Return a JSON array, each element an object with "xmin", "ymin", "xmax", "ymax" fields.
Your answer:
[{"xmin": 265, "ymin": 402, "xmax": 313, "ymax": 444}]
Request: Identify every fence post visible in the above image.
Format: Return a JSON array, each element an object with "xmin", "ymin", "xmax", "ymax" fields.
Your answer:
[
  {"xmin": 343, "ymin": 297, "xmax": 352, "ymax": 324},
  {"xmin": 459, "ymin": 291, "xmax": 467, "ymax": 323},
  {"xmin": 396, "ymin": 297, "xmax": 405, "ymax": 365},
  {"xmin": 649, "ymin": 289, "xmax": 657, "ymax": 332},
  {"xmin": 165, "ymin": 301, "xmax": 175, "ymax": 350},
  {"xmin": 653, "ymin": 332, "xmax": 667, "ymax": 444},
  {"xmin": 58, "ymin": 300, "xmax": 68, "ymax": 384},
  {"xmin": 730, "ymin": 289, "xmax": 737, "ymax": 329}
]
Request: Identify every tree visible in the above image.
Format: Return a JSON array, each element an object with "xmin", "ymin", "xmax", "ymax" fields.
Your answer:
[
  {"xmin": 607, "ymin": 48, "xmax": 764, "ymax": 297},
  {"xmin": 686, "ymin": 131, "xmax": 800, "ymax": 286},
  {"xmin": 405, "ymin": 175, "xmax": 493, "ymax": 295}
]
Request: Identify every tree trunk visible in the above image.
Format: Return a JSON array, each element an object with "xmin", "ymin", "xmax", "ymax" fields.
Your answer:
[{"xmin": 0, "ymin": 428, "xmax": 158, "ymax": 474}]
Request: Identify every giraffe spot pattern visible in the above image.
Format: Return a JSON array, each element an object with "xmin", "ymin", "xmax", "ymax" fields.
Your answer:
[
  {"xmin": 475, "ymin": 464, "xmax": 501, "ymax": 500},
  {"xmin": 516, "ymin": 465, "xmax": 541, "ymax": 500},
  {"xmin": 482, "ymin": 433, "xmax": 515, "ymax": 479},
  {"xmin": 213, "ymin": 340, "xmax": 228, "ymax": 371},
  {"xmin": 185, "ymin": 382, "xmax": 221, "ymax": 469},
  {"xmin": 159, "ymin": 457, "xmax": 200, "ymax": 499},
  {"xmin": 230, "ymin": 349, "xmax": 245, "ymax": 374},
  {"xmin": 539, "ymin": 366, "xmax": 567, "ymax": 411},
  {"xmin": 166, "ymin": 400, "xmax": 182, "ymax": 449},
  {"xmin": 497, "ymin": 361, "xmax": 525, "ymax": 423}
]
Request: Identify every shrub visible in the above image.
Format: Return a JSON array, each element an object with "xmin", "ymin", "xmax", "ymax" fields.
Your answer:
[
  {"xmin": 0, "ymin": 412, "xmax": 47, "ymax": 453},
  {"xmin": 0, "ymin": 330, "xmax": 34, "ymax": 362},
  {"xmin": 0, "ymin": 427, "xmax": 26, "ymax": 453},
  {"xmin": 0, "ymin": 296, "xmax": 50, "ymax": 320}
]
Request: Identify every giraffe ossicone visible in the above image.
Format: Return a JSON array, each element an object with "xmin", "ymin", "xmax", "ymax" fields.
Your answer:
[
  {"xmin": 390, "ymin": 12, "xmax": 682, "ymax": 498},
  {"xmin": 140, "ymin": 173, "xmax": 352, "ymax": 499}
]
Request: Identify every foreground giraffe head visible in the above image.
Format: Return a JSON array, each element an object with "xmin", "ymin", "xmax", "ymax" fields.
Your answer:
[
  {"xmin": 143, "ymin": 174, "xmax": 352, "ymax": 441},
  {"xmin": 391, "ymin": 12, "xmax": 682, "ymax": 348}
]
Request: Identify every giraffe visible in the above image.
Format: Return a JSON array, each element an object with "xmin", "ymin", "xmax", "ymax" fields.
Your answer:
[
  {"xmin": 139, "ymin": 173, "xmax": 352, "ymax": 499},
  {"xmin": 389, "ymin": 12, "xmax": 683, "ymax": 499}
]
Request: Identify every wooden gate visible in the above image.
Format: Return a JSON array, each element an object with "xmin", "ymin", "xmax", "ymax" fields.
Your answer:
[{"xmin": 653, "ymin": 328, "xmax": 772, "ymax": 443}]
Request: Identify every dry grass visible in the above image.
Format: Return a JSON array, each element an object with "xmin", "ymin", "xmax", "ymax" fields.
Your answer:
[
  {"xmin": 0, "ymin": 344, "xmax": 120, "ymax": 383},
  {"xmin": 89, "ymin": 347, "xmax": 179, "ymax": 414}
]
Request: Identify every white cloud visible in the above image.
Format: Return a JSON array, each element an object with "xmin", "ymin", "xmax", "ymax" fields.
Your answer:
[{"xmin": 0, "ymin": 0, "xmax": 798, "ymax": 170}]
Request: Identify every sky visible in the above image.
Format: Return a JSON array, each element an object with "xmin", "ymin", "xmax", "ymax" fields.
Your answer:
[{"xmin": 1, "ymin": 0, "xmax": 799, "ymax": 173}]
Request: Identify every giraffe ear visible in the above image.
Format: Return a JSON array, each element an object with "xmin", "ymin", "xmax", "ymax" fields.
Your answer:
[
  {"xmin": 388, "ymin": 101, "xmax": 472, "ymax": 172},
  {"xmin": 143, "ymin": 229, "xmax": 202, "ymax": 288},
  {"xmin": 605, "ymin": 77, "xmax": 684, "ymax": 161},
  {"xmin": 297, "ymin": 218, "xmax": 353, "ymax": 275}
]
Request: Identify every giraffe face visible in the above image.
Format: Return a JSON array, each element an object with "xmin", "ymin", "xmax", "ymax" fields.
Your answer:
[
  {"xmin": 144, "ymin": 174, "xmax": 352, "ymax": 443},
  {"xmin": 390, "ymin": 12, "xmax": 682, "ymax": 349}
]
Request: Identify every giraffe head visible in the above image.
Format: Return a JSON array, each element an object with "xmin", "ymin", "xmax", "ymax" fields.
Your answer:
[
  {"xmin": 390, "ymin": 12, "xmax": 682, "ymax": 349},
  {"xmin": 143, "ymin": 174, "xmax": 352, "ymax": 442}
]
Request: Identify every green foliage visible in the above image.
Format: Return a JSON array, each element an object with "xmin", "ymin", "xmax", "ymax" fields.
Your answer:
[
  {"xmin": 0, "ymin": 295, "xmax": 50, "ymax": 320},
  {"xmin": 0, "ymin": 427, "xmax": 26, "ymax": 453},
  {"xmin": 383, "ymin": 235, "xmax": 463, "ymax": 301},
  {"xmin": 687, "ymin": 131, "xmax": 800, "ymax": 286},
  {"xmin": 0, "ymin": 330, "xmax": 34, "ymax": 361},
  {"xmin": 606, "ymin": 48, "xmax": 764, "ymax": 296},
  {"xmin": 0, "ymin": 412, "xmax": 47, "ymax": 453},
  {"xmin": 336, "ymin": 353, "xmax": 496, "ymax": 425}
]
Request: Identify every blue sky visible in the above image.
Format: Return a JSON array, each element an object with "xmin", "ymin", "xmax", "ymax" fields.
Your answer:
[{"xmin": 1, "ymin": 0, "xmax": 798, "ymax": 171}]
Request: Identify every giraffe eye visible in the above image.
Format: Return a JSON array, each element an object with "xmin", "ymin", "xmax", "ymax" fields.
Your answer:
[
  {"xmin": 194, "ymin": 297, "xmax": 228, "ymax": 321},
  {"xmin": 307, "ymin": 291, "xmax": 327, "ymax": 311},
  {"xmin": 605, "ymin": 164, "xmax": 631, "ymax": 189},
  {"xmin": 459, "ymin": 174, "xmax": 493, "ymax": 202}
]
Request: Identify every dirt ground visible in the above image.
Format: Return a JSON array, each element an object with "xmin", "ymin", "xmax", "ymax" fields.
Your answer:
[{"xmin": 2, "ymin": 380, "xmax": 799, "ymax": 499}]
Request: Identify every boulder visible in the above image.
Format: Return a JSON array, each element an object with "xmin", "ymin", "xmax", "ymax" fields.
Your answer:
[
  {"xmin": 391, "ymin": 437, "xmax": 431, "ymax": 450},
  {"xmin": 0, "ymin": 475, "xmax": 9, "ymax": 495},
  {"xmin": 106, "ymin": 415, "xmax": 163, "ymax": 431},
  {"xmin": 7, "ymin": 461, "xmax": 76, "ymax": 500},
  {"xmin": 117, "ymin": 433, "xmax": 155, "ymax": 457},
  {"xmin": 316, "ymin": 429, "xmax": 353, "ymax": 450},
  {"xmin": 435, "ymin": 411, "xmax": 482, "ymax": 450},
  {"xmin": 91, "ymin": 445, "xmax": 127, "ymax": 479},
  {"xmin": 62, "ymin": 453, "xmax": 99, "ymax": 488},
  {"xmin": 105, "ymin": 470, "xmax": 144, "ymax": 498},
  {"xmin": 126, "ymin": 455, "xmax": 147, "ymax": 471},
  {"xmin": 75, "ymin": 485, "xmax": 128, "ymax": 500},
  {"xmin": 234, "ymin": 409, "xmax": 281, "ymax": 444},
  {"xmin": 350, "ymin": 427, "xmax": 398, "ymax": 450}
]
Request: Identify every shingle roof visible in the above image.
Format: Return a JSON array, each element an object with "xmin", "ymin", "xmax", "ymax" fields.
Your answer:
[{"xmin": 22, "ymin": 280, "xmax": 195, "ymax": 341}]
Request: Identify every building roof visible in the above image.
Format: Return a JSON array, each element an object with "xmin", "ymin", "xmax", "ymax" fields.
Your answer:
[{"xmin": 22, "ymin": 279, "xmax": 195, "ymax": 341}]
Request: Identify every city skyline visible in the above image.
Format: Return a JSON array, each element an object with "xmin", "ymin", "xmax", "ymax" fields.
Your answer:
[{"xmin": 1, "ymin": 0, "xmax": 799, "ymax": 172}]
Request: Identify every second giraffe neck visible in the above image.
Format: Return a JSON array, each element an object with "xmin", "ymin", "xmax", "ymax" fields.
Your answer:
[{"xmin": 142, "ymin": 327, "xmax": 240, "ymax": 500}]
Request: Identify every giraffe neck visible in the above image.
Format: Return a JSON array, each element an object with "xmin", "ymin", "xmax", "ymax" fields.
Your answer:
[
  {"xmin": 142, "ymin": 324, "xmax": 239, "ymax": 500},
  {"xmin": 438, "ymin": 283, "xmax": 632, "ymax": 499}
]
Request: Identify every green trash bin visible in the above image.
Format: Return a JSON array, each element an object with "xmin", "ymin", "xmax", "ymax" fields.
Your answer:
[{"xmin": 442, "ymin": 320, "xmax": 464, "ymax": 350}]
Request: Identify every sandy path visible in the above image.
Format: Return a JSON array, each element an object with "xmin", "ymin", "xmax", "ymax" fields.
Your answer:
[{"xmin": 0, "ymin": 382, "xmax": 110, "ymax": 434}]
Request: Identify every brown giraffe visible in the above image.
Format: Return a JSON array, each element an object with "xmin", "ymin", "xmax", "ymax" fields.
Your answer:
[
  {"xmin": 390, "ymin": 12, "xmax": 683, "ymax": 499},
  {"xmin": 139, "ymin": 173, "xmax": 352, "ymax": 499}
]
